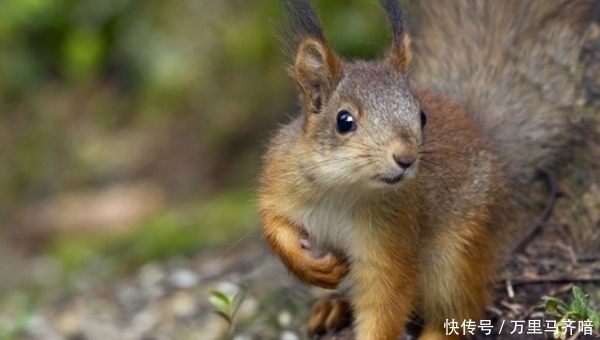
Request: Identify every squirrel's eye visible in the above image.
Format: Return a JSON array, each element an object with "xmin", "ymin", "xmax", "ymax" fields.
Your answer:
[
  {"xmin": 420, "ymin": 111, "xmax": 427, "ymax": 129},
  {"xmin": 336, "ymin": 110, "xmax": 357, "ymax": 134}
]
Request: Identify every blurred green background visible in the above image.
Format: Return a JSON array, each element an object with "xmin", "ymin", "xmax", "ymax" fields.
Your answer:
[{"xmin": 0, "ymin": 0, "xmax": 403, "ymax": 288}]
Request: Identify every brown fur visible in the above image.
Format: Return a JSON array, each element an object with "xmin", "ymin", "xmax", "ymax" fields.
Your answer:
[
  {"xmin": 412, "ymin": 0, "xmax": 599, "ymax": 211},
  {"xmin": 259, "ymin": 0, "xmax": 597, "ymax": 339},
  {"xmin": 293, "ymin": 38, "xmax": 342, "ymax": 113}
]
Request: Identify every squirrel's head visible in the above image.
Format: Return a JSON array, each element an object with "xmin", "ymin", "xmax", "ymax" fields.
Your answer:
[{"xmin": 284, "ymin": 0, "xmax": 424, "ymax": 192}]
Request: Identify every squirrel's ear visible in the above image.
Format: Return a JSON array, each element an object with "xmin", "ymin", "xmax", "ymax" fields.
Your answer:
[
  {"xmin": 381, "ymin": 0, "xmax": 412, "ymax": 72},
  {"xmin": 386, "ymin": 34, "xmax": 412, "ymax": 73},
  {"xmin": 293, "ymin": 38, "xmax": 341, "ymax": 113}
]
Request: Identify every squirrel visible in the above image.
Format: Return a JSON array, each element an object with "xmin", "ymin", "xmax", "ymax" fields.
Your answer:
[{"xmin": 258, "ymin": 0, "xmax": 598, "ymax": 339}]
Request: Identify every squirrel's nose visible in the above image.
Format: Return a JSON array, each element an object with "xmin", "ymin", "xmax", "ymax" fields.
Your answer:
[{"xmin": 393, "ymin": 153, "xmax": 416, "ymax": 170}]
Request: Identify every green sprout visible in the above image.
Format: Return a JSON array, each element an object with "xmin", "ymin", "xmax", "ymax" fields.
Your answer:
[
  {"xmin": 209, "ymin": 289, "xmax": 247, "ymax": 338},
  {"xmin": 538, "ymin": 286, "xmax": 600, "ymax": 339}
]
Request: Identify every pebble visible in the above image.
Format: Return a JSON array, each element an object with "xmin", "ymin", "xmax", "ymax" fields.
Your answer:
[
  {"xmin": 55, "ymin": 306, "xmax": 83, "ymax": 337},
  {"xmin": 168, "ymin": 291, "xmax": 197, "ymax": 317},
  {"xmin": 138, "ymin": 263, "xmax": 166, "ymax": 300},
  {"xmin": 138, "ymin": 263, "xmax": 165, "ymax": 289},
  {"xmin": 278, "ymin": 311, "xmax": 292, "ymax": 327},
  {"xmin": 131, "ymin": 310, "xmax": 156, "ymax": 335},
  {"xmin": 168, "ymin": 269, "xmax": 199, "ymax": 289},
  {"xmin": 281, "ymin": 330, "xmax": 299, "ymax": 340},
  {"xmin": 116, "ymin": 285, "xmax": 145, "ymax": 312},
  {"xmin": 200, "ymin": 314, "xmax": 230, "ymax": 340},
  {"xmin": 236, "ymin": 297, "xmax": 258, "ymax": 320}
]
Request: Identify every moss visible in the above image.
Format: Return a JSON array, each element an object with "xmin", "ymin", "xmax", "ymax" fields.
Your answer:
[
  {"xmin": 0, "ymin": 289, "xmax": 38, "ymax": 340},
  {"xmin": 47, "ymin": 190, "xmax": 257, "ymax": 276}
]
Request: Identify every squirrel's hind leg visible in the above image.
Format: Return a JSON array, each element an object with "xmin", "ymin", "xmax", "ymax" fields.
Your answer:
[
  {"xmin": 418, "ymin": 327, "xmax": 461, "ymax": 340},
  {"xmin": 306, "ymin": 294, "xmax": 353, "ymax": 337}
]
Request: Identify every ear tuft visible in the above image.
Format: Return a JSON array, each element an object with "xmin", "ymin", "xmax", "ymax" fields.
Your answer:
[
  {"xmin": 380, "ymin": 0, "xmax": 412, "ymax": 72},
  {"xmin": 387, "ymin": 34, "xmax": 412, "ymax": 72},
  {"xmin": 282, "ymin": 0, "xmax": 341, "ymax": 113},
  {"xmin": 294, "ymin": 38, "xmax": 341, "ymax": 113}
]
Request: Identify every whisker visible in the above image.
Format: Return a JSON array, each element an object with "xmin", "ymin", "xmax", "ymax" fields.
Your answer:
[
  {"xmin": 418, "ymin": 163, "xmax": 452, "ymax": 195},
  {"xmin": 420, "ymin": 158, "xmax": 462, "ymax": 183}
]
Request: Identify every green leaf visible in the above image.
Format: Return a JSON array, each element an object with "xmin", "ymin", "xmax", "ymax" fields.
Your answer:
[
  {"xmin": 557, "ymin": 304, "xmax": 570, "ymax": 316},
  {"xmin": 570, "ymin": 300, "xmax": 583, "ymax": 316},
  {"xmin": 209, "ymin": 296, "xmax": 229, "ymax": 314},
  {"xmin": 542, "ymin": 297, "xmax": 568, "ymax": 317},
  {"xmin": 546, "ymin": 299, "xmax": 559, "ymax": 315},
  {"xmin": 210, "ymin": 291, "xmax": 233, "ymax": 306},
  {"xmin": 209, "ymin": 291, "xmax": 232, "ymax": 314},
  {"xmin": 589, "ymin": 310, "xmax": 600, "ymax": 330},
  {"xmin": 572, "ymin": 286, "xmax": 588, "ymax": 318},
  {"xmin": 61, "ymin": 27, "xmax": 106, "ymax": 81},
  {"xmin": 566, "ymin": 311, "xmax": 584, "ymax": 321},
  {"xmin": 572, "ymin": 286, "xmax": 588, "ymax": 306}
]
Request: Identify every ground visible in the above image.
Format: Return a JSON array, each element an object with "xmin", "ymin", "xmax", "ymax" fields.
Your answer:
[
  {"xmin": 7, "ymin": 171, "xmax": 600, "ymax": 340},
  {"xmin": 2, "ymin": 10, "xmax": 599, "ymax": 340}
]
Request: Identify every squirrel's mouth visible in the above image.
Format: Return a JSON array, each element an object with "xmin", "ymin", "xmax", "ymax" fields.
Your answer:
[{"xmin": 378, "ymin": 174, "xmax": 403, "ymax": 185}]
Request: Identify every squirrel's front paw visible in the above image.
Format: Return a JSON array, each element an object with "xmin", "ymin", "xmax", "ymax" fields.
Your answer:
[{"xmin": 299, "ymin": 252, "xmax": 349, "ymax": 289}]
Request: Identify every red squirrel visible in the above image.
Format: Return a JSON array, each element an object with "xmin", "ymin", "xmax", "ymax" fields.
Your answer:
[{"xmin": 258, "ymin": 0, "xmax": 597, "ymax": 338}]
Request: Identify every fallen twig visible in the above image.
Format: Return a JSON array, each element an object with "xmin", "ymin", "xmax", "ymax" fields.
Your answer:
[
  {"xmin": 508, "ymin": 277, "xmax": 600, "ymax": 286},
  {"xmin": 512, "ymin": 172, "xmax": 562, "ymax": 254}
]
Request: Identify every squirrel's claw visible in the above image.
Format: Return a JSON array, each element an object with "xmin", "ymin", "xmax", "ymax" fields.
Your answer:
[{"xmin": 306, "ymin": 294, "xmax": 353, "ymax": 337}]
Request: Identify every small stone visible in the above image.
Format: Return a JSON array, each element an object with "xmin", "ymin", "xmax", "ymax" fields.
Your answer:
[
  {"xmin": 168, "ymin": 269, "xmax": 199, "ymax": 289},
  {"xmin": 277, "ymin": 311, "xmax": 292, "ymax": 327},
  {"xmin": 131, "ymin": 310, "xmax": 156, "ymax": 335},
  {"xmin": 55, "ymin": 306, "xmax": 83, "ymax": 336},
  {"xmin": 281, "ymin": 331, "xmax": 299, "ymax": 340},
  {"xmin": 138, "ymin": 263, "xmax": 166, "ymax": 300},
  {"xmin": 138, "ymin": 263, "xmax": 165, "ymax": 289},
  {"xmin": 214, "ymin": 281, "xmax": 239, "ymax": 297},
  {"xmin": 168, "ymin": 291, "xmax": 197, "ymax": 317},
  {"xmin": 530, "ymin": 311, "xmax": 545, "ymax": 319},
  {"xmin": 200, "ymin": 314, "xmax": 229, "ymax": 340},
  {"xmin": 233, "ymin": 334, "xmax": 252, "ymax": 340},
  {"xmin": 236, "ymin": 297, "xmax": 258, "ymax": 320},
  {"xmin": 116, "ymin": 286, "xmax": 141, "ymax": 308}
]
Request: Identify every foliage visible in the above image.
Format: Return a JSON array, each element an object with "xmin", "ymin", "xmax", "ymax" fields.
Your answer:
[
  {"xmin": 48, "ymin": 190, "xmax": 257, "ymax": 276},
  {"xmin": 0, "ymin": 0, "xmax": 128, "ymax": 92},
  {"xmin": 0, "ymin": 290, "xmax": 36, "ymax": 340},
  {"xmin": 209, "ymin": 289, "xmax": 247, "ymax": 338},
  {"xmin": 538, "ymin": 286, "xmax": 600, "ymax": 338}
]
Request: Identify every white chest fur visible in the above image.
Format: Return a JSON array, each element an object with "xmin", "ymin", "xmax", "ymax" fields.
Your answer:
[{"xmin": 291, "ymin": 195, "xmax": 359, "ymax": 253}]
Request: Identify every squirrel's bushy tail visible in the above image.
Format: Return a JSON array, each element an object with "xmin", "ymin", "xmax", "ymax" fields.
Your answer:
[{"xmin": 412, "ymin": 0, "xmax": 599, "ymax": 198}]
